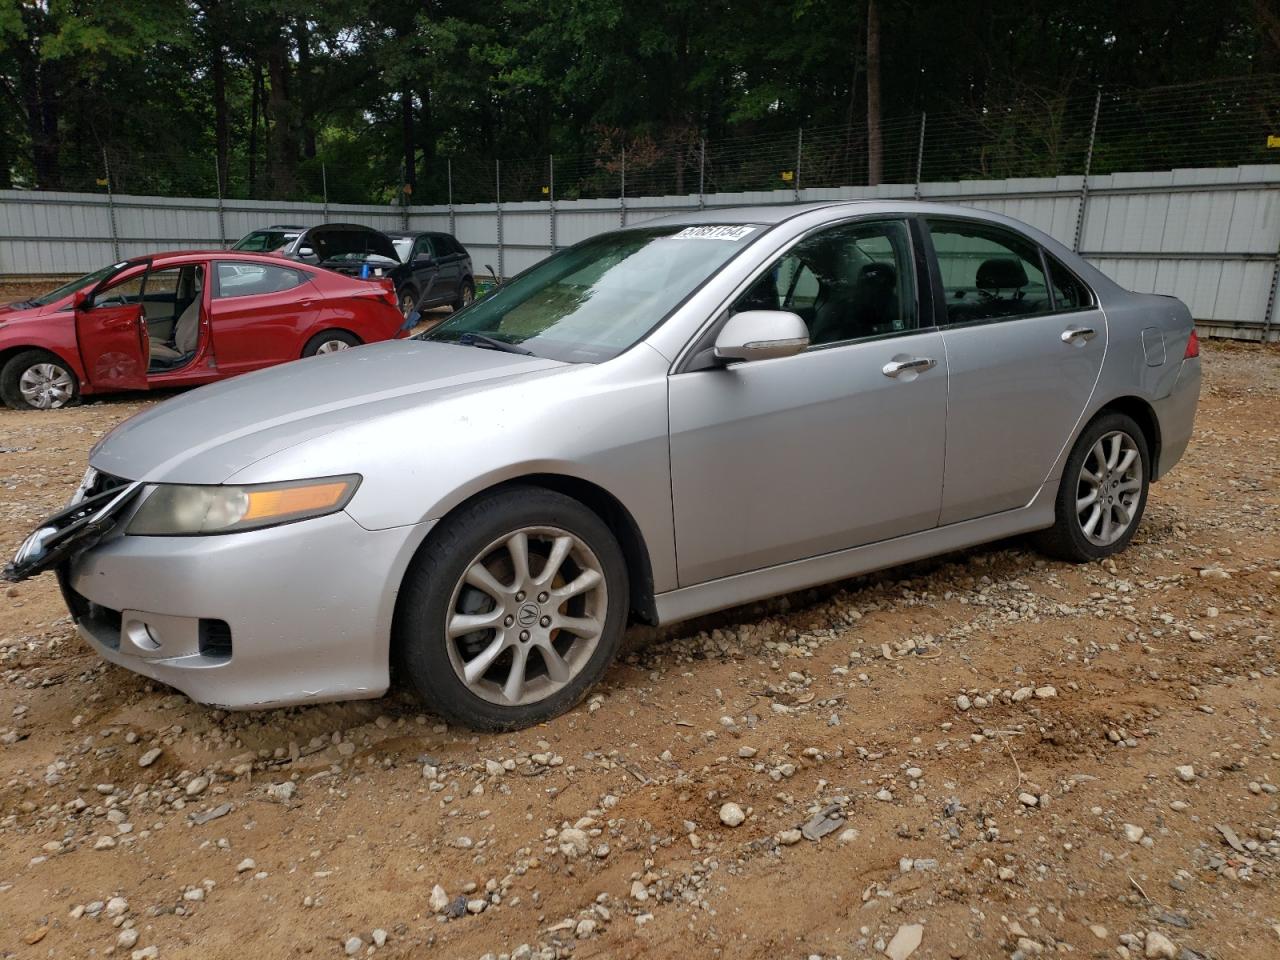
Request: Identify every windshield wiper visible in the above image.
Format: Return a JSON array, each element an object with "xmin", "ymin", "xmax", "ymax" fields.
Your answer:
[{"xmin": 455, "ymin": 332, "xmax": 534, "ymax": 356}]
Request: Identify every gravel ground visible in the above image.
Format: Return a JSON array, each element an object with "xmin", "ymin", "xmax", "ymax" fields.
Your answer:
[{"xmin": 0, "ymin": 341, "xmax": 1276, "ymax": 960}]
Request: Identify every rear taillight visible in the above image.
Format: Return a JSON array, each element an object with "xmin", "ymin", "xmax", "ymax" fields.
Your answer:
[{"xmin": 1184, "ymin": 329, "xmax": 1200, "ymax": 359}]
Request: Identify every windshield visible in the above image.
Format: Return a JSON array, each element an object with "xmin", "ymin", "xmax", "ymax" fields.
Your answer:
[
  {"xmin": 232, "ymin": 230, "xmax": 298, "ymax": 252},
  {"xmin": 392, "ymin": 239, "xmax": 413, "ymax": 262},
  {"xmin": 422, "ymin": 224, "xmax": 760, "ymax": 363},
  {"xmin": 30, "ymin": 263, "xmax": 122, "ymax": 306}
]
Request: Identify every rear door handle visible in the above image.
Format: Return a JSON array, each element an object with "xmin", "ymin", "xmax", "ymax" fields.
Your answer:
[
  {"xmin": 882, "ymin": 356, "xmax": 936, "ymax": 378},
  {"xmin": 1061, "ymin": 325, "xmax": 1096, "ymax": 344}
]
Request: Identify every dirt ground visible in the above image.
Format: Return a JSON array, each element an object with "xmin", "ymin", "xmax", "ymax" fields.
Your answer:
[{"xmin": 0, "ymin": 341, "xmax": 1276, "ymax": 960}]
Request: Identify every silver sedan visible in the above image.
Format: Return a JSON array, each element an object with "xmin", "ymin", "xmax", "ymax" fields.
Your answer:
[{"xmin": 8, "ymin": 201, "xmax": 1201, "ymax": 730}]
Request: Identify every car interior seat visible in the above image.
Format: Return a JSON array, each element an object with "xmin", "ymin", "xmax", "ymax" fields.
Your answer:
[
  {"xmin": 811, "ymin": 254, "xmax": 899, "ymax": 345},
  {"xmin": 149, "ymin": 269, "xmax": 203, "ymax": 369}
]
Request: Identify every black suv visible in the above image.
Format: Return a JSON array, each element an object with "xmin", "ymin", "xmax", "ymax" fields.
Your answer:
[
  {"xmin": 232, "ymin": 223, "xmax": 474, "ymax": 318},
  {"xmin": 385, "ymin": 231, "xmax": 475, "ymax": 317}
]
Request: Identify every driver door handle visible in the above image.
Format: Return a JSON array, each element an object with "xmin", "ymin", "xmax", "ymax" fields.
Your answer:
[
  {"xmin": 882, "ymin": 356, "xmax": 936, "ymax": 378},
  {"xmin": 1061, "ymin": 325, "xmax": 1096, "ymax": 344}
]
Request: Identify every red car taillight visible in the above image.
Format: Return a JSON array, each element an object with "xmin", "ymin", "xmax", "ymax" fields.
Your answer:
[{"xmin": 1184, "ymin": 329, "xmax": 1200, "ymax": 359}]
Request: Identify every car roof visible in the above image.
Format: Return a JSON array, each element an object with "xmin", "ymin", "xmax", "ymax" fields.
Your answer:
[
  {"xmin": 639, "ymin": 198, "xmax": 1046, "ymax": 227},
  {"xmin": 122, "ymin": 251, "xmax": 322, "ymax": 268},
  {"xmin": 304, "ymin": 222, "xmax": 383, "ymax": 232}
]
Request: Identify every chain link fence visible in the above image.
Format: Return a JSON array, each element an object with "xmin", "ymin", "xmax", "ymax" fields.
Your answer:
[{"xmin": 9, "ymin": 74, "xmax": 1280, "ymax": 207}]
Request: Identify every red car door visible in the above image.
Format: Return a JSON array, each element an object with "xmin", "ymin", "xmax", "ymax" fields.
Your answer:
[
  {"xmin": 75, "ymin": 260, "xmax": 152, "ymax": 392},
  {"xmin": 208, "ymin": 261, "xmax": 322, "ymax": 374}
]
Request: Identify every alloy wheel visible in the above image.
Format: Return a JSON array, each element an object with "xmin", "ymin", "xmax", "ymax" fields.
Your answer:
[
  {"xmin": 445, "ymin": 526, "xmax": 607, "ymax": 706},
  {"xmin": 315, "ymin": 339, "xmax": 351, "ymax": 355},
  {"xmin": 1075, "ymin": 430, "xmax": 1143, "ymax": 546},
  {"xmin": 461, "ymin": 286, "xmax": 474, "ymax": 307},
  {"xmin": 18, "ymin": 363, "xmax": 75, "ymax": 410},
  {"xmin": 400, "ymin": 292, "xmax": 416, "ymax": 317}
]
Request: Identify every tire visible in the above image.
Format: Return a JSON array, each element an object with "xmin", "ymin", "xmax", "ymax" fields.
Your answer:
[
  {"xmin": 301, "ymin": 330, "xmax": 360, "ymax": 357},
  {"xmin": 1036, "ymin": 411, "xmax": 1150, "ymax": 562},
  {"xmin": 454, "ymin": 279, "xmax": 475, "ymax": 311},
  {"xmin": 395, "ymin": 486, "xmax": 629, "ymax": 730},
  {"xmin": 0, "ymin": 349, "xmax": 80, "ymax": 411},
  {"xmin": 398, "ymin": 286, "xmax": 418, "ymax": 318}
]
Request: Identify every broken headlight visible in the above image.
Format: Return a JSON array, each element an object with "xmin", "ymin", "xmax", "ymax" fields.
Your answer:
[{"xmin": 127, "ymin": 476, "xmax": 361, "ymax": 536}]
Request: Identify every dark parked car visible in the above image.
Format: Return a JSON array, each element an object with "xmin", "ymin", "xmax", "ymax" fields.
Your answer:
[
  {"xmin": 385, "ymin": 231, "xmax": 475, "ymax": 316},
  {"xmin": 232, "ymin": 223, "xmax": 474, "ymax": 318}
]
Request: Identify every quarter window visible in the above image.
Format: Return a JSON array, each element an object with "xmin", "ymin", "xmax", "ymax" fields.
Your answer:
[
  {"xmin": 927, "ymin": 220, "xmax": 1052, "ymax": 326},
  {"xmin": 1045, "ymin": 255, "xmax": 1093, "ymax": 311},
  {"xmin": 731, "ymin": 219, "xmax": 917, "ymax": 346},
  {"xmin": 213, "ymin": 263, "xmax": 306, "ymax": 299}
]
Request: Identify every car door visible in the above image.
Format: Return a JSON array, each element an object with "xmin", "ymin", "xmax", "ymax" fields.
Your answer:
[
  {"xmin": 924, "ymin": 218, "xmax": 1108, "ymax": 525},
  {"xmin": 410, "ymin": 235, "xmax": 444, "ymax": 303},
  {"xmin": 667, "ymin": 218, "xmax": 947, "ymax": 586},
  {"xmin": 208, "ymin": 261, "xmax": 321, "ymax": 374},
  {"xmin": 75, "ymin": 260, "xmax": 152, "ymax": 391},
  {"xmin": 433, "ymin": 234, "xmax": 464, "ymax": 300}
]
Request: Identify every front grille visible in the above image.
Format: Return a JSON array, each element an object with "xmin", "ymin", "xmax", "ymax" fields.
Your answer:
[{"xmin": 198, "ymin": 619, "xmax": 233, "ymax": 660}]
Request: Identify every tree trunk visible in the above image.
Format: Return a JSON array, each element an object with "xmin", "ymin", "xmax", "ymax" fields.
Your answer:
[
  {"xmin": 295, "ymin": 19, "xmax": 317, "ymax": 159},
  {"xmin": 266, "ymin": 40, "xmax": 298, "ymax": 199},
  {"xmin": 866, "ymin": 0, "xmax": 883, "ymax": 186},
  {"xmin": 248, "ymin": 64, "xmax": 261, "ymax": 197},
  {"xmin": 211, "ymin": 45, "xmax": 228, "ymax": 196},
  {"xmin": 18, "ymin": 47, "xmax": 60, "ymax": 189},
  {"xmin": 401, "ymin": 86, "xmax": 416, "ymax": 195}
]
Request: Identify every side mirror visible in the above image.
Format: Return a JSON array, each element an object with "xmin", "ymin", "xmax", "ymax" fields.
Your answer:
[
  {"xmin": 297, "ymin": 246, "xmax": 315, "ymax": 259},
  {"xmin": 713, "ymin": 310, "xmax": 809, "ymax": 363},
  {"xmin": 414, "ymin": 253, "xmax": 434, "ymax": 265},
  {"xmin": 72, "ymin": 289, "xmax": 90, "ymax": 310}
]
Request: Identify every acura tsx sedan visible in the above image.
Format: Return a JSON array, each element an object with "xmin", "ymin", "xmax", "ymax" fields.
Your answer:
[{"xmin": 6, "ymin": 201, "xmax": 1201, "ymax": 730}]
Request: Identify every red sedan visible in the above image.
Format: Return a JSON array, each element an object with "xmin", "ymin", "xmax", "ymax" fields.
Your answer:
[{"xmin": 0, "ymin": 251, "xmax": 408, "ymax": 410}]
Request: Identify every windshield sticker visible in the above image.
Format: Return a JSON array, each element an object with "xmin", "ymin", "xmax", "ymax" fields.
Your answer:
[{"xmin": 670, "ymin": 225, "xmax": 757, "ymax": 241}]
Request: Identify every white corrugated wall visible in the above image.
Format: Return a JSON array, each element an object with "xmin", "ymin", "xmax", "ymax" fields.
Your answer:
[{"xmin": 3, "ymin": 164, "xmax": 1277, "ymax": 338}]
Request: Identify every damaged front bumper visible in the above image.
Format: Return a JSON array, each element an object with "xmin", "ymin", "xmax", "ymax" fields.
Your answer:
[{"xmin": 58, "ymin": 509, "xmax": 435, "ymax": 709}]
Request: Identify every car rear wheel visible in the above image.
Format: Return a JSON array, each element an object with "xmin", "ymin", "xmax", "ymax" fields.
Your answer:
[
  {"xmin": 1036, "ymin": 411, "xmax": 1150, "ymax": 562},
  {"xmin": 395, "ymin": 486, "xmax": 629, "ymax": 730},
  {"xmin": 454, "ymin": 280, "xmax": 475, "ymax": 311},
  {"xmin": 302, "ymin": 330, "xmax": 361, "ymax": 357},
  {"xmin": 1, "ymin": 350, "xmax": 80, "ymax": 411}
]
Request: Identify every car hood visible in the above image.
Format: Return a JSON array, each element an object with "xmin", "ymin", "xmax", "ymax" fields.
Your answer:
[
  {"xmin": 0, "ymin": 300, "xmax": 43, "ymax": 320},
  {"xmin": 90, "ymin": 340, "xmax": 569, "ymax": 483}
]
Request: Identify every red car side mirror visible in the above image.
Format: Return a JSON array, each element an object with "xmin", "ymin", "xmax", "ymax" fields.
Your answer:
[{"xmin": 72, "ymin": 289, "xmax": 90, "ymax": 310}]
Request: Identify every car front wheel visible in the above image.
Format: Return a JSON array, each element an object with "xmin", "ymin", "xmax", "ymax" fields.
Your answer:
[
  {"xmin": 398, "ymin": 288, "xmax": 418, "ymax": 318},
  {"xmin": 395, "ymin": 486, "xmax": 628, "ymax": 730},
  {"xmin": 1, "ymin": 350, "xmax": 80, "ymax": 410},
  {"xmin": 1037, "ymin": 411, "xmax": 1150, "ymax": 562},
  {"xmin": 454, "ymin": 280, "xmax": 475, "ymax": 311}
]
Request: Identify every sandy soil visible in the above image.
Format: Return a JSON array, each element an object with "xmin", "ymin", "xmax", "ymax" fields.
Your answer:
[{"xmin": 0, "ymin": 341, "xmax": 1276, "ymax": 960}]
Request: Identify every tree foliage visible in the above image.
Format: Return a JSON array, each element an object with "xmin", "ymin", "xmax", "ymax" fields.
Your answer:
[{"xmin": 0, "ymin": 0, "xmax": 1274, "ymax": 200}]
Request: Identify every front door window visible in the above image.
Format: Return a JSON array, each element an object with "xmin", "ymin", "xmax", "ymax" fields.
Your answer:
[{"xmin": 731, "ymin": 219, "xmax": 918, "ymax": 346}]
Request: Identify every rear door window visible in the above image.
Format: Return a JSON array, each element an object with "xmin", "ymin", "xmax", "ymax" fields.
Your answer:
[
  {"xmin": 213, "ymin": 262, "xmax": 307, "ymax": 299},
  {"xmin": 926, "ymin": 219, "xmax": 1052, "ymax": 326}
]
